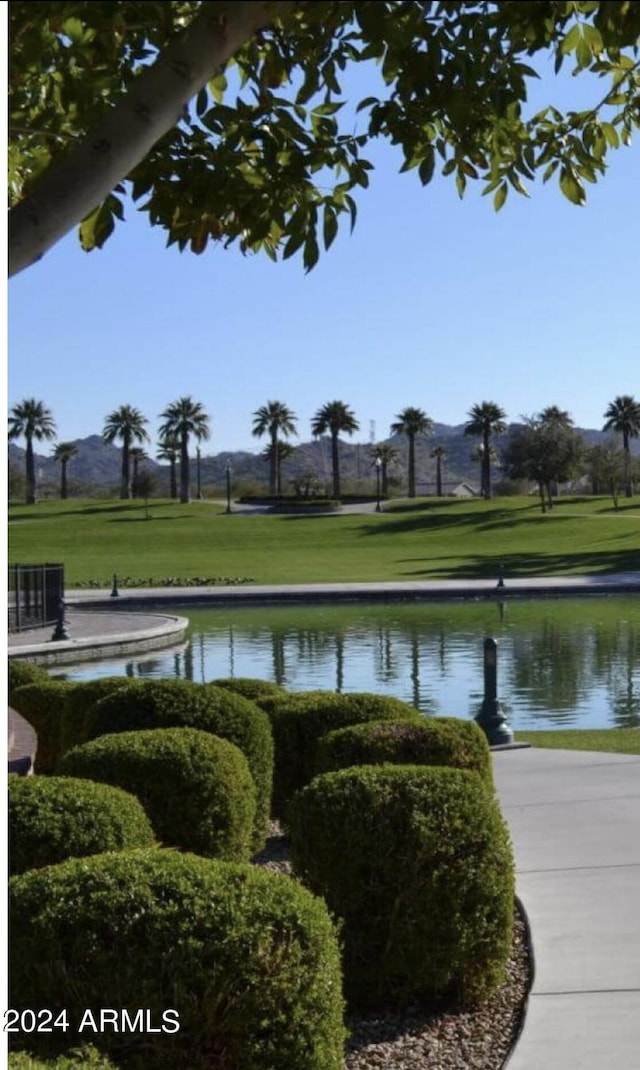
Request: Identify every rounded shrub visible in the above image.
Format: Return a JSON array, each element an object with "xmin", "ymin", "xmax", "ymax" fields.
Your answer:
[
  {"xmin": 84, "ymin": 680, "xmax": 273, "ymax": 852},
  {"xmin": 8, "ymin": 1048, "xmax": 118, "ymax": 1069},
  {"xmin": 8, "ymin": 776, "xmax": 156, "ymax": 875},
  {"xmin": 260, "ymin": 689, "xmax": 421, "ymax": 816},
  {"xmin": 58, "ymin": 728, "xmax": 257, "ymax": 862},
  {"xmin": 211, "ymin": 677, "xmax": 287, "ymax": 701},
  {"xmin": 61, "ymin": 675, "xmax": 136, "ymax": 755},
  {"xmin": 316, "ymin": 716, "xmax": 493, "ymax": 785},
  {"xmin": 8, "ymin": 659, "xmax": 49, "ymax": 702},
  {"xmin": 10, "ymin": 849, "xmax": 346, "ymax": 1070},
  {"xmin": 288, "ymin": 765, "xmax": 514, "ymax": 1010},
  {"xmin": 10, "ymin": 681, "xmax": 79, "ymax": 773}
]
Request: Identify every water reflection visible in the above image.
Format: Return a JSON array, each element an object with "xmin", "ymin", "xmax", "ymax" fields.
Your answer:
[{"xmin": 65, "ymin": 597, "xmax": 639, "ymax": 730}]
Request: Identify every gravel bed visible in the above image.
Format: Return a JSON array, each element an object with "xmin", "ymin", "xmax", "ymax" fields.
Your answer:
[{"xmin": 253, "ymin": 824, "xmax": 531, "ymax": 1070}]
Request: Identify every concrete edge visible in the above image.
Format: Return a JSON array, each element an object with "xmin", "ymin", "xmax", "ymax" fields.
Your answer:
[{"xmin": 8, "ymin": 614, "xmax": 190, "ymax": 665}]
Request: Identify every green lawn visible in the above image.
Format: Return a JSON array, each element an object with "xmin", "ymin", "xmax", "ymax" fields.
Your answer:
[
  {"xmin": 8, "ymin": 495, "xmax": 640, "ymax": 587},
  {"xmin": 516, "ymin": 729, "xmax": 640, "ymax": 755}
]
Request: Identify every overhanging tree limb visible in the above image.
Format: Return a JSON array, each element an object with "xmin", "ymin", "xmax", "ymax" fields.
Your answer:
[{"xmin": 8, "ymin": 0, "xmax": 296, "ymax": 277}]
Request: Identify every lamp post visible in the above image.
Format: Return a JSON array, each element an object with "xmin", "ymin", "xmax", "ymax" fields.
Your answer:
[
  {"xmin": 475, "ymin": 637, "xmax": 513, "ymax": 746},
  {"xmin": 225, "ymin": 461, "xmax": 232, "ymax": 514},
  {"xmin": 375, "ymin": 456, "xmax": 382, "ymax": 512},
  {"xmin": 196, "ymin": 447, "xmax": 203, "ymax": 500}
]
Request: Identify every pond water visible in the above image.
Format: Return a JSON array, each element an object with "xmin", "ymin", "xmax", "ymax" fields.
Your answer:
[{"xmin": 61, "ymin": 595, "xmax": 640, "ymax": 730}]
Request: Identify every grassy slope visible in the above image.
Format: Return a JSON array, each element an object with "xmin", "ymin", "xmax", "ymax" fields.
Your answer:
[
  {"xmin": 8, "ymin": 495, "xmax": 640, "ymax": 586},
  {"xmin": 516, "ymin": 729, "xmax": 640, "ymax": 754}
]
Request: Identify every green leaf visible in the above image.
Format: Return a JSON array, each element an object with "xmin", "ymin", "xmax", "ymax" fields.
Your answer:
[
  {"xmin": 494, "ymin": 183, "xmax": 508, "ymax": 211},
  {"xmin": 559, "ymin": 167, "xmax": 586, "ymax": 205},
  {"xmin": 418, "ymin": 149, "xmax": 435, "ymax": 186},
  {"xmin": 323, "ymin": 205, "xmax": 338, "ymax": 250}
]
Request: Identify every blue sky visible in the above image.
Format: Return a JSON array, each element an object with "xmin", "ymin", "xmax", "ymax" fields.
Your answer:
[{"xmin": 8, "ymin": 52, "xmax": 639, "ymax": 458}]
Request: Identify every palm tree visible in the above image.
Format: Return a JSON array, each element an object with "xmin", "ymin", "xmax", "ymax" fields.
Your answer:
[
  {"xmin": 430, "ymin": 445, "xmax": 447, "ymax": 497},
  {"xmin": 156, "ymin": 432, "xmax": 180, "ymax": 499},
  {"xmin": 311, "ymin": 400, "xmax": 359, "ymax": 500},
  {"xmin": 464, "ymin": 401, "xmax": 507, "ymax": 499},
  {"xmin": 390, "ymin": 407, "xmax": 433, "ymax": 498},
  {"xmin": 603, "ymin": 395, "xmax": 640, "ymax": 497},
  {"xmin": 252, "ymin": 401, "xmax": 297, "ymax": 496},
  {"xmin": 52, "ymin": 441, "xmax": 78, "ymax": 500},
  {"xmin": 102, "ymin": 405, "xmax": 149, "ymax": 500},
  {"xmin": 261, "ymin": 440, "xmax": 295, "ymax": 495},
  {"xmin": 129, "ymin": 447, "xmax": 148, "ymax": 499},
  {"xmin": 159, "ymin": 396, "xmax": 210, "ymax": 503},
  {"xmin": 371, "ymin": 443, "xmax": 398, "ymax": 496},
  {"xmin": 8, "ymin": 398, "xmax": 56, "ymax": 504}
]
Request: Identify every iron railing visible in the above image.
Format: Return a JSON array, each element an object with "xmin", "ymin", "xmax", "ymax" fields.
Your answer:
[{"xmin": 8, "ymin": 563, "xmax": 64, "ymax": 633}]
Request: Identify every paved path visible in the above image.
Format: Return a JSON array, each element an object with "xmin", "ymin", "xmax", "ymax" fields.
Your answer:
[{"xmin": 494, "ymin": 748, "xmax": 640, "ymax": 1070}]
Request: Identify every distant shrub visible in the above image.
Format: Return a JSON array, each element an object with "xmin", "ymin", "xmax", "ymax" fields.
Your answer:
[
  {"xmin": 10, "ymin": 681, "xmax": 78, "ymax": 773},
  {"xmin": 58, "ymin": 728, "xmax": 256, "ymax": 861},
  {"xmin": 211, "ymin": 677, "xmax": 287, "ymax": 701},
  {"xmin": 8, "ymin": 659, "xmax": 48, "ymax": 702},
  {"xmin": 84, "ymin": 680, "xmax": 273, "ymax": 852},
  {"xmin": 316, "ymin": 717, "xmax": 493, "ymax": 785},
  {"xmin": 8, "ymin": 776, "xmax": 155, "ymax": 875},
  {"xmin": 61, "ymin": 676, "xmax": 135, "ymax": 755},
  {"xmin": 259, "ymin": 689, "xmax": 421, "ymax": 815},
  {"xmin": 8, "ymin": 1047, "xmax": 118, "ymax": 1069},
  {"xmin": 10, "ymin": 850, "xmax": 346, "ymax": 1070},
  {"xmin": 288, "ymin": 765, "xmax": 514, "ymax": 1010}
]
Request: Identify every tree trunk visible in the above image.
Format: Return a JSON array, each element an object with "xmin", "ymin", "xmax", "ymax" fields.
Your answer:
[
  {"xmin": 331, "ymin": 434, "xmax": 340, "ymax": 499},
  {"xmin": 435, "ymin": 457, "xmax": 442, "ymax": 497},
  {"xmin": 482, "ymin": 431, "xmax": 491, "ymax": 499},
  {"xmin": 120, "ymin": 445, "xmax": 131, "ymax": 500},
  {"xmin": 60, "ymin": 461, "xmax": 68, "ymax": 500},
  {"xmin": 270, "ymin": 430, "xmax": 278, "ymax": 497},
  {"xmin": 623, "ymin": 434, "xmax": 632, "ymax": 497},
  {"xmin": 25, "ymin": 437, "xmax": 36, "ymax": 505},
  {"xmin": 408, "ymin": 435, "xmax": 416, "ymax": 498},
  {"xmin": 9, "ymin": 1, "xmax": 296, "ymax": 277},
  {"xmin": 180, "ymin": 436, "xmax": 191, "ymax": 503},
  {"xmin": 169, "ymin": 458, "xmax": 177, "ymax": 499}
]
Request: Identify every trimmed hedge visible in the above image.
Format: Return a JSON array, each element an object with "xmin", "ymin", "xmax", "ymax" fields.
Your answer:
[
  {"xmin": 8, "ymin": 659, "xmax": 49, "ymax": 702},
  {"xmin": 9, "ymin": 850, "xmax": 346, "ymax": 1070},
  {"xmin": 8, "ymin": 1048, "xmax": 118, "ymax": 1069},
  {"xmin": 211, "ymin": 677, "xmax": 287, "ymax": 701},
  {"xmin": 58, "ymin": 728, "xmax": 257, "ymax": 862},
  {"xmin": 61, "ymin": 676, "xmax": 136, "ymax": 755},
  {"xmin": 8, "ymin": 776, "xmax": 156, "ymax": 876},
  {"xmin": 257, "ymin": 690, "xmax": 422, "ymax": 816},
  {"xmin": 288, "ymin": 765, "xmax": 514, "ymax": 1010},
  {"xmin": 10, "ymin": 681, "xmax": 78, "ymax": 773},
  {"xmin": 316, "ymin": 717, "xmax": 493, "ymax": 785},
  {"xmin": 84, "ymin": 680, "xmax": 273, "ymax": 852}
]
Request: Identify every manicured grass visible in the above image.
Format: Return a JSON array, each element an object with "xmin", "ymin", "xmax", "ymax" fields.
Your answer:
[
  {"xmin": 8, "ymin": 495, "xmax": 640, "ymax": 587},
  {"xmin": 516, "ymin": 729, "xmax": 640, "ymax": 755}
]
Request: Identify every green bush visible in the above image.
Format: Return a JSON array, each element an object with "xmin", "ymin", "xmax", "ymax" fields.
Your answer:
[
  {"xmin": 58, "ymin": 728, "xmax": 256, "ymax": 862},
  {"xmin": 11, "ymin": 681, "xmax": 78, "ymax": 773},
  {"xmin": 61, "ymin": 676, "xmax": 136, "ymax": 755},
  {"xmin": 8, "ymin": 776, "xmax": 155, "ymax": 876},
  {"xmin": 10, "ymin": 850, "xmax": 346, "ymax": 1070},
  {"xmin": 287, "ymin": 765, "xmax": 514, "ymax": 1010},
  {"xmin": 84, "ymin": 680, "xmax": 273, "ymax": 852},
  {"xmin": 316, "ymin": 716, "xmax": 493, "ymax": 785},
  {"xmin": 8, "ymin": 1047, "xmax": 118, "ymax": 1069},
  {"xmin": 8, "ymin": 659, "xmax": 49, "ymax": 702},
  {"xmin": 259, "ymin": 689, "xmax": 422, "ymax": 816},
  {"xmin": 211, "ymin": 677, "xmax": 287, "ymax": 701}
]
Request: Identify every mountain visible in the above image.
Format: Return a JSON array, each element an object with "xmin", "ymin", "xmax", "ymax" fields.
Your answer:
[{"xmin": 8, "ymin": 424, "xmax": 638, "ymax": 499}]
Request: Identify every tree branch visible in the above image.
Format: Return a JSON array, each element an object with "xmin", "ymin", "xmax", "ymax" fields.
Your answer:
[{"xmin": 8, "ymin": 0, "xmax": 297, "ymax": 277}]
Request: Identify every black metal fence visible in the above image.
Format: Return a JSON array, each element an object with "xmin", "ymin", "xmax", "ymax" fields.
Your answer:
[{"xmin": 8, "ymin": 563, "xmax": 65, "ymax": 633}]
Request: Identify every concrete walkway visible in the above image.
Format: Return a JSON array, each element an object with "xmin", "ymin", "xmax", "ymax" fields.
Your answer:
[{"xmin": 494, "ymin": 748, "xmax": 640, "ymax": 1070}]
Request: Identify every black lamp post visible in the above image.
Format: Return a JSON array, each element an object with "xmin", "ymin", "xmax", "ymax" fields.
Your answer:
[
  {"xmin": 475, "ymin": 637, "xmax": 513, "ymax": 746},
  {"xmin": 375, "ymin": 456, "xmax": 382, "ymax": 512},
  {"xmin": 225, "ymin": 461, "xmax": 232, "ymax": 514}
]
